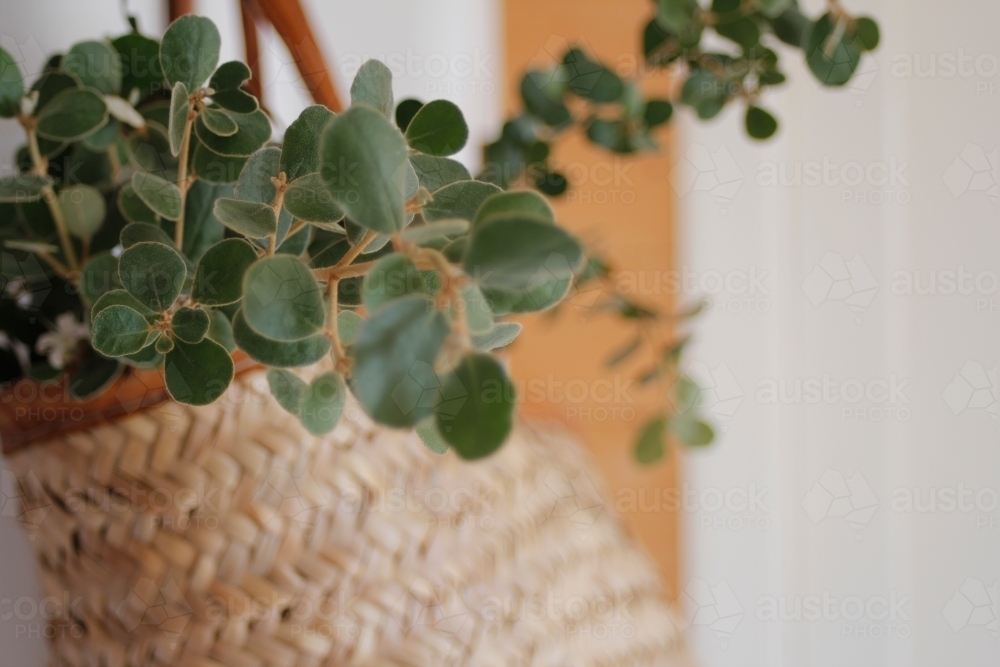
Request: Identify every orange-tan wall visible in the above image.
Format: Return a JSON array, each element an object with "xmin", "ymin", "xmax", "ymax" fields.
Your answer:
[{"xmin": 504, "ymin": 0, "xmax": 682, "ymax": 598}]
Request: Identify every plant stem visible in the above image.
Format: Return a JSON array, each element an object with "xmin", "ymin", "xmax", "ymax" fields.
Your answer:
[
  {"xmin": 340, "ymin": 230, "xmax": 378, "ymax": 267},
  {"xmin": 37, "ymin": 252, "xmax": 72, "ymax": 281},
  {"xmin": 267, "ymin": 173, "xmax": 289, "ymax": 256},
  {"xmin": 326, "ymin": 278, "xmax": 349, "ymax": 373},
  {"xmin": 173, "ymin": 109, "xmax": 196, "ymax": 250}
]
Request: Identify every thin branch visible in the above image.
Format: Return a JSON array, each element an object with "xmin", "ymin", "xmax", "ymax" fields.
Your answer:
[{"xmin": 173, "ymin": 107, "xmax": 197, "ymax": 249}]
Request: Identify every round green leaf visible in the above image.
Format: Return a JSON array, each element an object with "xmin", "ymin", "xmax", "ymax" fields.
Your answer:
[
  {"xmin": 672, "ymin": 414, "xmax": 715, "ymax": 447},
  {"xmin": 163, "ymin": 337, "xmax": 234, "ymax": 406},
  {"xmin": 231, "ymin": 308, "xmax": 330, "ymax": 367},
  {"xmin": 159, "ymin": 14, "xmax": 221, "ymax": 90},
  {"xmin": 745, "ymin": 105, "xmax": 778, "ymax": 140},
  {"xmin": 91, "ymin": 304, "xmax": 153, "ymax": 357},
  {"xmin": 350, "ymin": 295, "xmax": 449, "ymax": 427},
  {"xmin": 521, "ymin": 70, "xmax": 571, "ymax": 127},
  {"xmin": 117, "ymin": 186, "xmax": 155, "ymax": 227},
  {"xmin": 470, "ymin": 321, "xmax": 522, "ymax": 351},
  {"xmin": 395, "ymin": 98, "xmax": 423, "ymax": 132},
  {"xmin": 189, "ymin": 140, "xmax": 249, "ymax": 184},
  {"xmin": 459, "ymin": 284, "xmax": 493, "ymax": 333},
  {"xmin": 474, "ymin": 190, "xmax": 553, "ymax": 227},
  {"xmin": 91, "ymin": 289, "xmax": 155, "ymax": 320},
  {"xmin": 36, "ymin": 88, "xmax": 108, "ymax": 141},
  {"xmin": 337, "ymin": 309, "xmax": 365, "ymax": 346},
  {"xmin": 155, "ymin": 334, "xmax": 174, "ymax": 353},
  {"xmin": 212, "ymin": 198, "xmax": 277, "ymax": 238},
  {"xmin": 0, "ymin": 174, "xmax": 52, "ymax": 203},
  {"xmin": 362, "ymin": 253, "xmax": 427, "ymax": 312},
  {"xmin": 855, "ymin": 17, "xmax": 880, "ymax": 51},
  {"xmin": 415, "ymin": 417, "xmax": 449, "ymax": 455},
  {"xmin": 281, "ymin": 105, "xmax": 336, "ymax": 182},
  {"xmin": 267, "ymin": 368, "xmax": 307, "ymax": 414},
  {"xmin": 119, "ymin": 241, "xmax": 187, "ymax": 312},
  {"xmin": 350, "ymin": 59, "xmax": 394, "ymax": 117},
  {"xmin": 79, "ymin": 252, "xmax": 122, "ymax": 304},
  {"xmin": 463, "ymin": 215, "xmax": 583, "ymax": 294},
  {"xmin": 132, "ymin": 172, "xmax": 182, "ymax": 220},
  {"xmin": 634, "ymin": 416, "xmax": 667, "ymax": 465},
  {"xmin": 319, "ymin": 105, "xmax": 408, "ymax": 234},
  {"xmin": 120, "ymin": 222, "xmax": 174, "ymax": 249},
  {"xmin": 409, "ymin": 154, "xmax": 470, "ymax": 193},
  {"xmin": 561, "ymin": 48, "xmax": 624, "ymax": 103},
  {"xmin": 63, "ymin": 40, "xmax": 122, "ymax": 95},
  {"xmin": 194, "ymin": 108, "xmax": 271, "ymax": 157},
  {"xmin": 435, "ymin": 353, "xmax": 515, "ymax": 459},
  {"xmin": 283, "ymin": 173, "xmax": 345, "ymax": 226},
  {"xmin": 405, "ymin": 100, "xmax": 469, "ymax": 156},
  {"xmin": 201, "ymin": 107, "xmax": 237, "ymax": 136},
  {"xmin": 212, "ymin": 88, "xmax": 258, "ymax": 114},
  {"xmin": 206, "ymin": 310, "xmax": 236, "ymax": 352},
  {"xmin": 57, "ymin": 184, "xmax": 105, "ymax": 239},
  {"xmin": 192, "ymin": 238, "xmax": 258, "ymax": 306},
  {"xmin": 242, "ymin": 255, "xmax": 325, "ymax": 341},
  {"xmin": 168, "ymin": 81, "xmax": 190, "ymax": 156},
  {"xmin": 0, "ymin": 47, "xmax": 26, "ymax": 118},
  {"xmin": 113, "ymin": 31, "xmax": 163, "ymax": 99},
  {"xmin": 400, "ymin": 218, "xmax": 469, "ymax": 244},
  {"xmin": 423, "ymin": 179, "xmax": 501, "ymax": 223},
  {"xmin": 805, "ymin": 12, "xmax": 863, "ymax": 86},
  {"xmin": 300, "ymin": 372, "xmax": 347, "ymax": 435},
  {"xmin": 68, "ymin": 353, "xmax": 122, "ymax": 400},
  {"xmin": 209, "ymin": 61, "xmax": 251, "ymax": 92},
  {"xmin": 171, "ymin": 306, "xmax": 210, "ymax": 343},
  {"xmin": 644, "ymin": 99, "xmax": 674, "ymax": 128}
]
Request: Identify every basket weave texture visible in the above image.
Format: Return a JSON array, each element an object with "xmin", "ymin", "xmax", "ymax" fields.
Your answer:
[{"xmin": 5, "ymin": 371, "xmax": 691, "ymax": 666}]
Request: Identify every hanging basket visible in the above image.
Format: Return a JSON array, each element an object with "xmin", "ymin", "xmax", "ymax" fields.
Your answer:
[{"xmin": 1, "ymin": 368, "xmax": 691, "ymax": 666}]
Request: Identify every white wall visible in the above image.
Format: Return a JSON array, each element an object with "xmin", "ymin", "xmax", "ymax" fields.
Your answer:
[
  {"xmin": 0, "ymin": 2, "xmax": 499, "ymax": 664},
  {"xmin": 679, "ymin": 1, "xmax": 1000, "ymax": 666}
]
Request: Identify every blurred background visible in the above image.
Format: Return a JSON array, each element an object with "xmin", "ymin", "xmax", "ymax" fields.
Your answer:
[{"xmin": 1, "ymin": 0, "xmax": 998, "ymax": 665}]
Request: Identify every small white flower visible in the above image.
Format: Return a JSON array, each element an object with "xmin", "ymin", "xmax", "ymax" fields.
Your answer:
[
  {"xmin": 3, "ymin": 279, "xmax": 33, "ymax": 309},
  {"xmin": 35, "ymin": 313, "xmax": 89, "ymax": 370}
]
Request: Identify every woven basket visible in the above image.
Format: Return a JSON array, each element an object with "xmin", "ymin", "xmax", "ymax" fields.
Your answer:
[{"xmin": 2, "ymin": 370, "xmax": 692, "ymax": 666}]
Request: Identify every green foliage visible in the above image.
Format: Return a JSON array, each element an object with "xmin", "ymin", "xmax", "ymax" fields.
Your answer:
[
  {"xmin": 435, "ymin": 354, "xmax": 515, "ymax": 459},
  {"xmin": 405, "ymin": 100, "xmax": 469, "ymax": 156}
]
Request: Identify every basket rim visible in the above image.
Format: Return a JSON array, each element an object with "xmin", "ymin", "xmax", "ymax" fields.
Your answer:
[{"xmin": 0, "ymin": 353, "xmax": 257, "ymax": 455}]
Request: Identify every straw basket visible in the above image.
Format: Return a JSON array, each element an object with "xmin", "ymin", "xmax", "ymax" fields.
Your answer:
[{"xmin": 1, "ymin": 369, "xmax": 691, "ymax": 666}]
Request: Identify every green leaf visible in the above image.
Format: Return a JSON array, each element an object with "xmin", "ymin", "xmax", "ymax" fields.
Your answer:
[
  {"xmin": 470, "ymin": 321, "xmax": 522, "ymax": 351},
  {"xmin": 180, "ymin": 180, "xmax": 230, "ymax": 261},
  {"xmin": 276, "ymin": 221, "xmax": 312, "ymax": 256},
  {"xmin": 132, "ymin": 172, "xmax": 182, "ymax": 220},
  {"xmin": 300, "ymin": 372, "xmax": 347, "ymax": 435},
  {"xmin": 57, "ymin": 184, "xmax": 105, "ymax": 239},
  {"xmin": 395, "ymin": 98, "xmax": 423, "ymax": 132},
  {"xmin": 0, "ymin": 47, "xmax": 25, "ymax": 118},
  {"xmin": 164, "ymin": 337, "xmax": 234, "ymax": 406},
  {"xmin": 745, "ymin": 105, "xmax": 778, "ymax": 139},
  {"xmin": 805, "ymin": 13, "xmax": 863, "ymax": 86},
  {"xmin": 79, "ymin": 252, "xmax": 122, "ymax": 304},
  {"xmin": 231, "ymin": 308, "xmax": 330, "ymax": 367},
  {"xmin": 171, "ymin": 306, "xmax": 210, "ymax": 343},
  {"xmin": 209, "ymin": 61, "xmax": 251, "ymax": 91},
  {"xmin": 159, "ymin": 14, "xmax": 221, "ymax": 90},
  {"xmin": 680, "ymin": 69, "xmax": 729, "ymax": 119},
  {"xmin": 242, "ymin": 255, "xmax": 324, "ymax": 341},
  {"xmin": 113, "ymin": 31, "xmax": 163, "ymax": 99},
  {"xmin": 464, "ymin": 215, "xmax": 583, "ymax": 294},
  {"xmin": 68, "ymin": 353, "xmax": 122, "ymax": 400},
  {"xmin": 120, "ymin": 221, "xmax": 174, "ymax": 249},
  {"xmin": 400, "ymin": 218, "xmax": 469, "ymax": 244},
  {"xmin": 561, "ymin": 48, "xmax": 624, "ymax": 103},
  {"xmin": 716, "ymin": 16, "xmax": 761, "ymax": 49},
  {"xmin": 474, "ymin": 190, "xmax": 553, "ymax": 227},
  {"xmin": 337, "ymin": 309, "xmax": 365, "ymax": 346},
  {"xmin": 423, "ymin": 179, "xmax": 501, "ymax": 223},
  {"xmin": 30, "ymin": 70, "xmax": 77, "ymax": 117},
  {"xmin": 212, "ymin": 88, "xmax": 258, "ymax": 113},
  {"xmin": 212, "ymin": 198, "xmax": 277, "ymax": 238},
  {"xmin": 350, "ymin": 59, "xmax": 393, "ymax": 117},
  {"xmin": 206, "ymin": 310, "xmax": 236, "ymax": 352},
  {"xmin": 482, "ymin": 276, "xmax": 572, "ymax": 315},
  {"xmin": 192, "ymin": 238, "xmax": 258, "ymax": 305},
  {"xmin": 644, "ymin": 100, "xmax": 674, "ymax": 128},
  {"xmin": 634, "ymin": 416, "xmax": 667, "ymax": 464},
  {"xmin": 281, "ymin": 105, "xmax": 336, "ymax": 182},
  {"xmin": 409, "ymin": 154, "xmax": 470, "ymax": 193},
  {"xmin": 194, "ymin": 109, "xmax": 271, "ymax": 156},
  {"xmin": 189, "ymin": 140, "xmax": 249, "ymax": 184},
  {"xmin": 92, "ymin": 304, "xmax": 153, "ymax": 357},
  {"xmin": 770, "ymin": 6, "xmax": 811, "ymax": 47},
  {"xmin": 36, "ymin": 88, "xmax": 108, "ymax": 141},
  {"xmin": 415, "ymin": 417, "xmax": 449, "ymax": 455},
  {"xmin": 755, "ymin": 0, "xmax": 792, "ymax": 18},
  {"xmin": 91, "ymin": 288, "xmax": 155, "ymax": 320},
  {"xmin": 855, "ymin": 17, "xmax": 880, "ymax": 51},
  {"xmin": 201, "ymin": 107, "xmax": 237, "ymax": 136},
  {"xmin": 319, "ymin": 105, "xmax": 409, "ymax": 233},
  {"xmin": 283, "ymin": 173, "xmax": 345, "ymax": 227},
  {"xmin": 657, "ymin": 0, "xmax": 698, "ymax": 32},
  {"xmin": 63, "ymin": 40, "xmax": 122, "ymax": 95},
  {"xmin": 672, "ymin": 414, "xmax": 714, "ymax": 446},
  {"xmin": 521, "ymin": 70, "xmax": 570, "ymax": 127},
  {"xmin": 351, "ymin": 295, "xmax": 449, "ymax": 427},
  {"xmin": 155, "ymin": 334, "xmax": 174, "ymax": 353},
  {"xmin": 119, "ymin": 241, "xmax": 187, "ymax": 312},
  {"xmin": 405, "ymin": 100, "xmax": 468, "ymax": 156},
  {"xmin": 125, "ymin": 340, "xmax": 163, "ymax": 367},
  {"xmin": 459, "ymin": 284, "xmax": 493, "ymax": 333},
  {"xmin": 168, "ymin": 81, "xmax": 189, "ymax": 156},
  {"xmin": 362, "ymin": 253, "xmax": 426, "ymax": 312},
  {"xmin": 267, "ymin": 368, "xmax": 307, "ymax": 414},
  {"xmin": 0, "ymin": 174, "xmax": 52, "ymax": 203},
  {"xmin": 435, "ymin": 354, "xmax": 514, "ymax": 459}
]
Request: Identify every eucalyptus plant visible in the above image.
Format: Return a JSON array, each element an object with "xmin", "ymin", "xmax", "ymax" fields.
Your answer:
[{"xmin": 0, "ymin": 4, "xmax": 878, "ymax": 463}]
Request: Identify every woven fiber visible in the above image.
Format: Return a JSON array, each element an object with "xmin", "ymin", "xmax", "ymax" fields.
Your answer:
[{"xmin": 4, "ymin": 371, "xmax": 692, "ymax": 667}]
